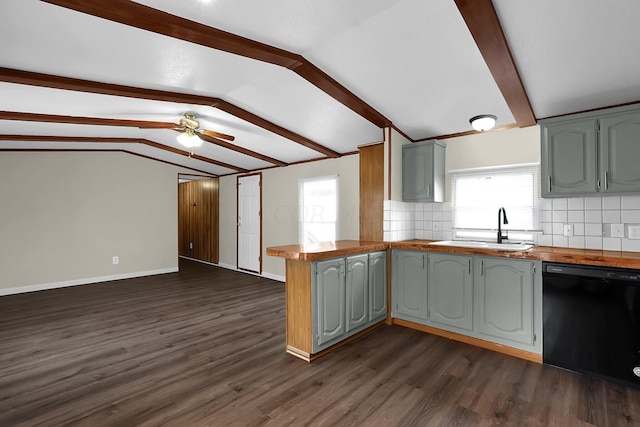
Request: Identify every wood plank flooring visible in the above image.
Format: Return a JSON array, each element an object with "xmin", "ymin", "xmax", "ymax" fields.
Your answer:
[{"xmin": 1, "ymin": 258, "xmax": 639, "ymax": 426}]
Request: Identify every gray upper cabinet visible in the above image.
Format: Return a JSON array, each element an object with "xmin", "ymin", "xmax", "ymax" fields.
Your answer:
[
  {"xmin": 393, "ymin": 250, "xmax": 428, "ymax": 322},
  {"xmin": 427, "ymin": 253, "xmax": 473, "ymax": 332},
  {"xmin": 541, "ymin": 118, "xmax": 598, "ymax": 196},
  {"xmin": 599, "ymin": 110, "xmax": 640, "ymax": 194},
  {"xmin": 475, "ymin": 257, "xmax": 534, "ymax": 346},
  {"xmin": 540, "ymin": 105, "xmax": 640, "ymax": 197},
  {"xmin": 402, "ymin": 140, "xmax": 446, "ymax": 202}
]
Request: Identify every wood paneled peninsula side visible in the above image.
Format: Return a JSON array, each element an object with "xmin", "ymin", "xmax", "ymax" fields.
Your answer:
[{"xmin": 266, "ymin": 240, "xmax": 389, "ymax": 361}]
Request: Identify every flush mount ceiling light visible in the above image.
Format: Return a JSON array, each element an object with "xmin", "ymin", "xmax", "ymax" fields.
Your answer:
[
  {"xmin": 176, "ymin": 127, "xmax": 202, "ymax": 148},
  {"xmin": 470, "ymin": 114, "xmax": 497, "ymax": 132}
]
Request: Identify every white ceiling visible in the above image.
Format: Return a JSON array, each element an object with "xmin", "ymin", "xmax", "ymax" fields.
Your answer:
[{"xmin": 0, "ymin": 0, "xmax": 638, "ymax": 176}]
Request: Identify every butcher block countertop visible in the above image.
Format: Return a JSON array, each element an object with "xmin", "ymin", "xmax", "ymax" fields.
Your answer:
[
  {"xmin": 267, "ymin": 239, "xmax": 640, "ymax": 269},
  {"xmin": 392, "ymin": 240, "xmax": 640, "ymax": 269},
  {"xmin": 266, "ymin": 240, "xmax": 388, "ymax": 261}
]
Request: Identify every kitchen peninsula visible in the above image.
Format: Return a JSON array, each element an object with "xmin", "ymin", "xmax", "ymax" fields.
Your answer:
[{"xmin": 266, "ymin": 240, "xmax": 389, "ymax": 361}]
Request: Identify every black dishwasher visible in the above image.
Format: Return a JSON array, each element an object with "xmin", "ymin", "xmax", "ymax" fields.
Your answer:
[{"xmin": 543, "ymin": 262, "xmax": 640, "ymax": 388}]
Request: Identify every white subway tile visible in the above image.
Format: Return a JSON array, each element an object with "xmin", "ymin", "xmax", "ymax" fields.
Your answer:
[
  {"xmin": 622, "ymin": 238, "xmax": 640, "ymax": 252},
  {"xmin": 568, "ymin": 210, "xmax": 584, "ymax": 223},
  {"xmin": 542, "ymin": 211, "xmax": 552, "ymax": 222},
  {"xmin": 432, "ymin": 231, "xmax": 443, "ymax": 240},
  {"xmin": 552, "ymin": 235, "xmax": 568, "ymax": 247},
  {"xmin": 424, "ymin": 211, "xmax": 433, "ymax": 220},
  {"xmin": 383, "ymin": 200, "xmax": 391, "ymax": 210},
  {"xmin": 424, "ymin": 221, "xmax": 433, "ymax": 231},
  {"xmin": 384, "ymin": 231, "xmax": 392, "ymax": 241},
  {"xmin": 584, "ymin": 210, "xmax": 602, "ymax": 223},
  {"xmin": 622, "ymin": 195, "xmax": 640, "ymax": 210},
  {"xmin": 443, "ymin": 202, "xmax": 452, "ymax": 212},
  {"xmin": 423, "ymin": 230, "xmax": 433, "ymax": 240},
  {"xmin": 384, "ymin": 220, "xmax": 391, "ymax": 232},
  {"xmin": 584, "ymin": 197, "xmax": 602, "ymax": 210},
  {"xmin": 543, "ymin": 223, "xmax": 553, "ymax": 234},
  {"xmin": 574, "ymin": 223, "xmax": 585, "ymax": 236},
  {"xmin": 603, "ymin": 238, "xmax": 622, "ymax": 251},
  {"xmin": 585, "ymin": 236, "xmax": 603, "ymax": 250},
  {"xmin": 622, "ymin": 210, "xmax": 640, "ymax": 223},
  {"xmin": 552, "ymin": 223, "xmax": 564, "ymax": 235},
  {"xmin": 552, "ymin": 211, "xmax": 568, "ymax": 222},
  {"xmin": 443, "ymin": 221, "xmax": 452, "ymax": 231},
  {"xmin": 383, "ymin": 210, "xmax": 390, "ymax": 221},
  {"xmin": 432, "ymin": 203, "xmax": 443, "ymax": 212},
  {"xmin": 568, "ymin": 236, "xmax": 585, "ymax": 249},
  {"xmin": 585, "ymin": 223, "xmax": 603, "ymax": 236},
  {"xmin": 415, "ymin": 211, "xmax": 424, "ymax": 221},
  {"xmin": 538, "ymin": 235, "xmax": 553, "ymax": 246},
  {"xmin": 567, "ymin": 197, "xmax": 584, "ymax": 210},
  {"xmin": 415, "ymin": 229, "xmax": 424, "ymax": 240},
  {"xmin": 542, "ymin": 198, "xmax": 553, "ymax": 210},
  {"xmin": 602, "ymin": 196, "xmax": 621, "ymax": 210},
  {"xmin": 433, "ymin": 211, "xmax": 443, "ymax": 221},
  {"xmin": 552, "ymin": 198, "xmax": 568, "ymax": 210},
  {"xmin": 602, "ymin": 210, "xmax": 621, "ymax": 224},
  {"xmin": 423, "ymin": 203, "xmax": 433, "ymax": 212},
  {"xmin": 443, "ymin": 231, "xmax": 452, "ymax": 240}
]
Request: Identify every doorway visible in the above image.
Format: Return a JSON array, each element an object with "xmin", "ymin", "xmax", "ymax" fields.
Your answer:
[{"xmin": 237, "ymin": 173, "xmax": 262, "ymax": 273}]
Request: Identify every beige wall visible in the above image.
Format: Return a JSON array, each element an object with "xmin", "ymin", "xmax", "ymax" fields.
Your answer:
[
  {"xmin": 0, "ymin": 152, "xmax": 183, "ymax": 291},
  {"xmin": 219, "ymin": 155, "xmax": 360, "ymax": 279}
]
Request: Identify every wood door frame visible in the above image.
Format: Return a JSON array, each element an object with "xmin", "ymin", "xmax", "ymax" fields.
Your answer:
[{"xmin": 236, "ymin": 172, "xmax": 263, "ymax": 274}]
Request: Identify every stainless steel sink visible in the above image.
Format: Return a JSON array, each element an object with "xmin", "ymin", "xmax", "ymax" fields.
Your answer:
[{"xmin": 428, "ymin": 240, "xmax": 533, "ymax": 251}]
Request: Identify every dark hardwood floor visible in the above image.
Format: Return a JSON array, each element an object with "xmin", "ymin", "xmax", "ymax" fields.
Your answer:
[{"xmin": 1, "ymin": 259, "xmax": 639, "ymax": 426}]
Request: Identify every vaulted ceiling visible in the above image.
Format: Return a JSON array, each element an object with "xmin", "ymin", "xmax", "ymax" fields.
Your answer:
[{"xmin": 1, "ymin": 0, "xmax": 639, "ymax": 176}]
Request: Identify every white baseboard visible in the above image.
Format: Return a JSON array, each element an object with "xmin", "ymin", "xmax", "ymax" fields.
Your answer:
[
  {"xmin": 181, "ymin": 257, "xmax": 285, "ymax": 283},
  {"xmin": 0, "ymin": 267, "xmax": 178, "ymax": 296}
]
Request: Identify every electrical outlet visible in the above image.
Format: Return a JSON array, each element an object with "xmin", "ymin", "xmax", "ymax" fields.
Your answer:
[
  {"xmin": 432, "ymin": 222, "xmax": 439, "ymax": 232},
  {"xmin": 629, "ymin": 225, "xmax": 640, "ymax": 240},
  {"xmin": 112, "ymin": 256, "xmax": 119, "ymax": 265}
]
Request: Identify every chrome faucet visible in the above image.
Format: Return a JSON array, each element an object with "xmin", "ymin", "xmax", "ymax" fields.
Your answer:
[{"xmin": 497, "ymin": 207, "xmax": 509, "ymax": 243}]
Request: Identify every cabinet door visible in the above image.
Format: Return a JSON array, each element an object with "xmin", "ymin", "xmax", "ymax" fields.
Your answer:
[
  {"xmin": 541, "ymin": 119, "xmax": 598, "ymax": 196},
  {"xmin": 476, "ymin": 258, "xmax": 533, "ymax": 346},
  {"xmin": 315, "ymin": 258, "xmax": 346, "ymax": 347},
  {"xmin": 402, "ymin": 143, "xmax": 434, "ymax": 201},
  {"xmin": 393, "ymin": 250, "xmax": 428, "ymax": 321},
  {"xmin": 345, "ymin": 254, "xmax": 369, "ymax": 332},
  {"xmin": 369, "ymin": 251, "xmax": 387, "ymax": 321},
  {"xmin": 600, "ymin": 110, "xmax": 640, "ymax": 194},
  {"xmin": 428, "ymin": 253, "xmax": 473, "ymax": 331}
]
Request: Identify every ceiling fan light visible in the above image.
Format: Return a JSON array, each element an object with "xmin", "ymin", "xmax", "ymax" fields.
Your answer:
[
  {"xmin": 470, "ymin": 114, "xmax": 497, "ymax": 132},
  {"xmin": 177, "ymin": 129, "xmax": 202, "ymax": 148}
]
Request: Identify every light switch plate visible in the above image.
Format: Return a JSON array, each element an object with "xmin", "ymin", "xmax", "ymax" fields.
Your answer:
[
  {"xmin": 611, "ymin": 223, "xmax": 624, "ymax": 238},
  {"xmin": 563, "ymin": 224, "xmax": 574, "ymax": 237}
]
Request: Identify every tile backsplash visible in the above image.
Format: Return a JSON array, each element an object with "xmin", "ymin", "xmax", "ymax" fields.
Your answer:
[{"xmin": 383, "ymin": 195, "xmax": 640, "ymax": 252}]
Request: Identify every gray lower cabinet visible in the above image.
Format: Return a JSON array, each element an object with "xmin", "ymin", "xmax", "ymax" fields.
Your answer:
[
  {"xmin": 428, "ymin": 253, "xmax": 473, "ymax": 332},
  {"xmin": 392, "ymin": 250, "xmax": 428, "ymax": 322},
  {"xmin": 475, "ymin": 257, "xmax": 535, "ymax": 347},
  {"xmin": 392, "ymin": 249, "xmax": 542, "ymax": 354},
  {"xmin": 313, "ymin": 251, "xmax": 387, "ymax": 352},
  {"xmin": 540, "ymin": 105, "xmax": 640, "ymax": 197}
]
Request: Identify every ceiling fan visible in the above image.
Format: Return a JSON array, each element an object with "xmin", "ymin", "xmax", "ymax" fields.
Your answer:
[{"xmin": 174, "ymin": 113, "xmax": 235, "ymax": 148}]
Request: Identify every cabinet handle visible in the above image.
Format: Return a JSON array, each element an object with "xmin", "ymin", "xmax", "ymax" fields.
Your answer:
[
  {"xmin": 548, "ymin": 176, "xmax": 552, "ymax": 193},
  {"xmin": 481, "ymin": 260, "xmax": 484, "ymax": 276},
  {"xmin": 468, "ymin": 259, "xmax": 471, "ymax": 274},
  {"xmin": 604, "ymin": 171, "xmax": 609, "ymax": 190}
]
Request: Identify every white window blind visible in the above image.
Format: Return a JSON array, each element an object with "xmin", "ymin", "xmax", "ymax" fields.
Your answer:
[
  {"xmin": 451, "ymin": 163, "xmax": 541, "ymax": 242},
  {"xmin": 298, "ymin": 175, "xmax": 338, "ymax": 244}
]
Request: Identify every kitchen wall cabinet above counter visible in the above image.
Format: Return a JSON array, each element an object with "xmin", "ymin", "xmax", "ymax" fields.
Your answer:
[
  {"xmin": 540, "ymin": 104, "xmax": 640, "ymax": 198},
  {"xmin": 402, "ymin": 140, "xmax": 446, "ymax": 203}
]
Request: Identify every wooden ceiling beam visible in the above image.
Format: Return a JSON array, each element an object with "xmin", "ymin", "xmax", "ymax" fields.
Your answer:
[
  {"xmin": 0, "ymin": 67, "xmax": 337, "ymax": 158},
  {"xmin": 41, "ymin": 0, "xmax": 390, "ymax": 128},
  {"xmin": 0, "ymin": 111, "xmax": 284, "ymax": 166},
  {"xmin": 0, "ymin": 134, "xmax": 247, "ymax": 173},
  {"xmin": 454, "ymin": 0, "xmax": 536, "ymax": 126}
]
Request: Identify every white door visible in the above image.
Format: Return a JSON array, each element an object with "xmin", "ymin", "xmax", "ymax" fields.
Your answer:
[{"xmin": 237, "ymin": 174, "xmax": 261, "ymax": 273}]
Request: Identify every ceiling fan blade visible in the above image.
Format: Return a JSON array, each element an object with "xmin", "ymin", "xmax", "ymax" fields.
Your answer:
[
  {"xmin": 137, "ymin": 121, "xmax": 180, "ymax": 129},
  {"xmin": 199, "ymin": 129, "xmax": 235, "ymax": 141}
]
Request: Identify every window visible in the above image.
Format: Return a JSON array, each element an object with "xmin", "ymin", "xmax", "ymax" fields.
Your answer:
[
  {"xmin": 451, "ymin": 163, "xmax": 541, "ymax": 242},
  {"xmin": 299, "ymin": 175, "xmax": 338, "ymax": 244}
]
